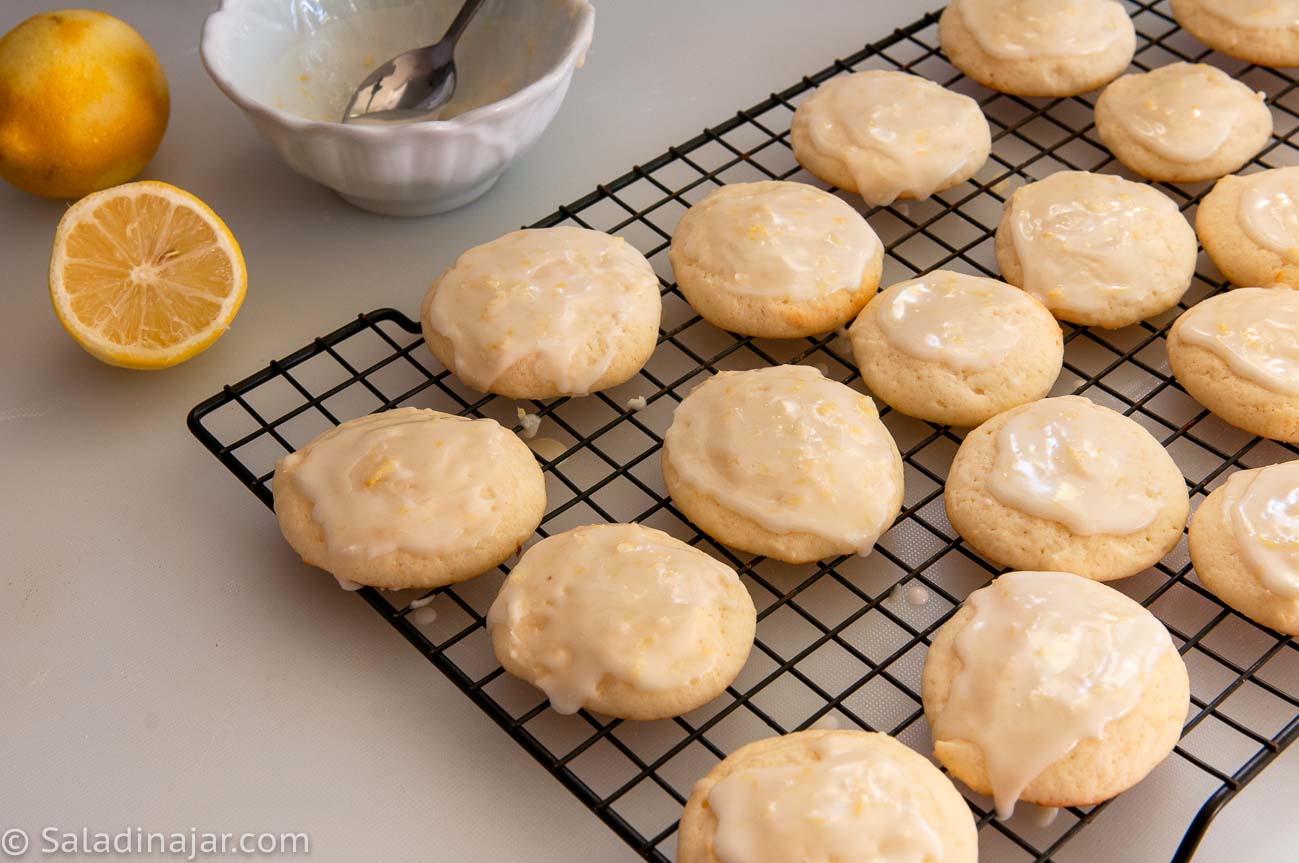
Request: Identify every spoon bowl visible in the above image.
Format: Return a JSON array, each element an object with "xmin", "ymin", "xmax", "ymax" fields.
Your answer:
[{"xmin": 343, "ymin": 0, "xmax": 485, "ymax": 124}]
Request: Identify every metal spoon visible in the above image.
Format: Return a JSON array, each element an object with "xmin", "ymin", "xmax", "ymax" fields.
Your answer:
[{"xmin": 341, "ymin": 0, "xmax": 487, "ymax": 124}]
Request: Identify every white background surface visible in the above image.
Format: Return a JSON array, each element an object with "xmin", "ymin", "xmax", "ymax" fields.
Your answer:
[{"xmin": 1, "ymin": 1, "xmax": 1295, "ymax": 861}]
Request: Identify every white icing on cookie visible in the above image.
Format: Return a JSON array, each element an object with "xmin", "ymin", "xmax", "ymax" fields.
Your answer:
[
  {"xmin": 1201, "ymin": 0, "xmax": 1299, "ymax": 27},
  {"xmin": 672, "ymin": 181, "xmax": 881, "ymax": 300},
  {"xmin": 423, "ymin": 227, "xmax": 658, "ymax": 395},
  {"xmin": 931, "ymin": 570, "xmax": 1172, "ymax": 819},
  {"xmin": 1240, "ymin": 168, "xmax": 1299, "ymax": 263},
  {"xmin": 873, "ymin": 271, "xmax": 1028, "ymax": 371},
  {"xmin": 708, "ymin": 734, "xmax": 946, "ymax": 863},
  {"xmin": 989, "ymin": 397, "xmax": 1164, "ymax": 535},
  {"xmin": 278, "ymin": 408, "xmax": 514, "ymax": 558},
  {"xmin": 1222, "ymin": 462, "xmax": 1299, "ymax": 599},
  {"xmin": 1010, "ymin": 171, "xmax": 1186, "ymax": 318},
  {"xmin": 798, "ymin": 70, "xmax": 990, "ymax": 206},
  {"xmin": 960, "ymin": 0, "xmax": 1130, "ymax": 59},
  {"xmin": 486, "ymin": 524, "xmax": 745, "ymax": 715},
  {"xmin": 1111, "ymin": 63, "xmax": 1263, "ymax": 163},
  {"xmin": 1178, "ymin": 287, "xmax": 1299, "ymax": 396},
  {"xmin": 664, "ymin": 365, "xmax": 900, "ymax": 555}
]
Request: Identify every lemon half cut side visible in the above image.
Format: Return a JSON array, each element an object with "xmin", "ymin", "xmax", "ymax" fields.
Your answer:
[{"xmin": 49, "ymin": 181, "xmax": 246, "ymax": 370}]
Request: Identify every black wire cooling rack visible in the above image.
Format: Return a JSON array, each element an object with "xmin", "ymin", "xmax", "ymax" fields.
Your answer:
[{"xmin": 189, "ymin": 3, "xmax": 1299, "ymax": 861}]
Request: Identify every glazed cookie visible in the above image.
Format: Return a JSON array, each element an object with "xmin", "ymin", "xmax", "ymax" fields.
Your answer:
[
  {"xmin": 922, "ymin": 570, "xmax": 1189, "ymax": 817},
  {"xmin": 790, "ymin": 70, "xmax": 992, "ymax": 207},
  {"xmin": 1167, "ymin": 287, "xmax": 1299, "ymax": 442},
  {"xmin": 486, "ymin": 523, "xmax": 756, "ymax": 720},
  {"xmin": 1197, "ymin": 167, "xmax": 1299, "ymax": 289},
  {"xmin": 1172, "ymin": 0, "xmax": 1299, "ymax": 67},
  {"xmin": 939, "ymin": 0, "xmax": 1136, "ymax": 97},
  {"xmin": 1094, "ymin": 63, "xmax": 1272, "ymax": 184},
  {"xmin": 421, "ymin": 226, "xmax": 662, "ymax": 399},
  {"xmin": 668, "ymin": 181, "xmax": 883, "ymax": 338},
  {"xmin": 273, "ymin": 408, "xmax": 546, "ymax": 590},
  {"xmin": 662, "ymin": 365, "xmax": 904, "ymax": 563},
  {"xmin": 995, "ymin": 170, "xmax": 1198, "ymax": 328},
  {"xmin": 945, "ymin": 396, "xmax": 1190, "ymax": 581},
  {"xmin": 1190, "ymin": 460, "xmax": 1299, "ymax": 634},
  {"xmin": 678, "ymin": 730, "xmax": 977, "ymax": 863},
  {"xmin": 849, "ymin": 270, "xmax": 1063, "ymax": 427}
]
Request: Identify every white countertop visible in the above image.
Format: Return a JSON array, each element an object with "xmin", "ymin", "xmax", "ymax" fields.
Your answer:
[{"xmin": 2, "ymin": 1, "xmax": 1295, "ymax": 860}]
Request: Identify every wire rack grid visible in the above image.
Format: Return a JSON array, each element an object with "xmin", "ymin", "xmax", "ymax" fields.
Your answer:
[{"xmin": 189, "ymin": 3, "xmax": 1299, "ymax": 861}]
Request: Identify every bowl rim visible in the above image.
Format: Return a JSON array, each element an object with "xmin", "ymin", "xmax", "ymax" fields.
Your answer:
[{"xmin": 199, "ymin": 0, "xmax": 595, "ymax": 136}]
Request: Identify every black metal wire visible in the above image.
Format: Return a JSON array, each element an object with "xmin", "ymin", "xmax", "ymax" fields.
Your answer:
[{"xmin": 188, "ymin": 3, "xmax": 1299, "ymax": 861}]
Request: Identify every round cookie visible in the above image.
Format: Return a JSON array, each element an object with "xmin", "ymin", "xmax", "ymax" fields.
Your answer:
[
  {"xmin": 849, "ymin": 270, "xmax": 1063, "ymax": 427},
  {"xmin": 486, "ymin": 523, "xmax": 756, "ymax": 720},
  {"xmin": 939, "ymin": 0, "xmax": 1136, "ymax": 98},
  {"xmin": 678, "ymin": 730, "xmax": 977, "ymax": 863},
  {"xmin": 668, "ymin": 181, "xmax": 883, "ymax": 338},
  {"xmin": 1197, "ymin": 167, "xmax": 1299, "ymax": 289},
  {"xmin": 1189, "ymin": 460, "xmax": 1299, "ymax": 635},
  {"xmin": 663, "ymin": 365, "xmax": 904, "ymax": 563},
  {"xmin": 421, "ymin": 226, "xmax": 662, "ymax": 399},
  {"xmin": 273, "ymin": 407, "xmax": 546, "ymax": 590},
  {"xmin": 1094, "ymin": 62, "xmax": 1272, "ymax": 183},
  {"xmin": 790, "ymin": 70, "xmax": 992, "ymax": 207},
  {"xmin": 922, "ymin": 570, "xmax": 1189, "ymax": 817},
  {"xmin": 1167, "ymin": 287, "xmax": 1299, "ymax": 442},
  {"xmin": 1171, "ymin": 0, "xmax": 1299, "ymax": 67},
  {"xmin": 944, "ymin": 396, "xmax": 1190, "ymax": 581},
  {"xmin": 995, "ymin": 170, "xmax": 1198, "ymax": 328}
]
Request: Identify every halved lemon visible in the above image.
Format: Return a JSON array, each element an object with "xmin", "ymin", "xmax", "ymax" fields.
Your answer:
[{"xmin": 49, "ymin": 180, "xmax": 246, "ymax": 369}]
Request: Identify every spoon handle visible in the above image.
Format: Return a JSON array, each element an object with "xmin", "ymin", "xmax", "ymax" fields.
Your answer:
[{"xmin": 441, "ymin": 0, "xmax": 488, "ymax": 45}]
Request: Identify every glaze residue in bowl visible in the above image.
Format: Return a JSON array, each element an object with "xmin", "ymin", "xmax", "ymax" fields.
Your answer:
[
  {"xmin": 270, "ymin": 1, "xmax": 585, "ymax": 123},
  {"xmin": 201, "ymin": 0, "xmax": 595, "ymax": 216}
]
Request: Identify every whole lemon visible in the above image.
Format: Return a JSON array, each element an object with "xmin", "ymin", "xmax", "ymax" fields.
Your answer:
[{"xmin": 0, "ymin": 10, "xmax": 169, "ymax": 198}]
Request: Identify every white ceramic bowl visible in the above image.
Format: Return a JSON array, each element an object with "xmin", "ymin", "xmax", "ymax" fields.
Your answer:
[{"xmin": 201, "ymin": 0, "xmax": 594, "ymax": 216}]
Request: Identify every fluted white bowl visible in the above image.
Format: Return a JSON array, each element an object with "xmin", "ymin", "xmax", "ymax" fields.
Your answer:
[{"xmin": 200, "ymin": 0, "xmax": 594, "ymax": 216}]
